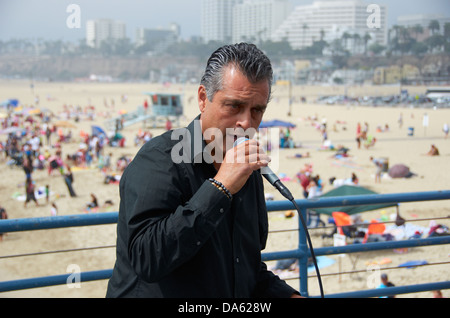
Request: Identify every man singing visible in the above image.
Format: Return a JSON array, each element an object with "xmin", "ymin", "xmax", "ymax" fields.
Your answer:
[{"xmin": 106, "ymin": 43, "xmax": 300, "ymax": 298}]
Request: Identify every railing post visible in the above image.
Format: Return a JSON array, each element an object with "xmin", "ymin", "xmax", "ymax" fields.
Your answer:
[{"xmin": 298, "ymin": 207, "xmax": 309, "ymax": 297}]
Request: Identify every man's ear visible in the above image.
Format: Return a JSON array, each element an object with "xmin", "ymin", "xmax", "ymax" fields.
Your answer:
[{"xmin": 198, "ymin": 85, "xmax": 208, "ymax": 113}]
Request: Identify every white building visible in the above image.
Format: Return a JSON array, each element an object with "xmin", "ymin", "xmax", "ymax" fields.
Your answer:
[
  {"xmin": 272, "ymin": 0, "xmax": 387, "ymax": 50},
  {"xmin": 135, "ymin": 23, "xmax": 180, "ymax": 51},
  {"xmin": 397, "ymin": 14, "xmax": 450, "ymax": 35},
  {"xmin": 201, "ymin": 0, "xmax": 241, "ymax": 43},
  {"xmin": 232, "ymin": 0, "xmax": 292, "ymax": 44},
  {"xmin": 86, "ymin": 19, "xmax": 126, "ymax": 48}
]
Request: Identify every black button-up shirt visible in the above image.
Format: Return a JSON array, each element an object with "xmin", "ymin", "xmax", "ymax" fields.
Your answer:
[{"xmin": 106, "ymin": 117, "xmax": 297, "ymax": 298}]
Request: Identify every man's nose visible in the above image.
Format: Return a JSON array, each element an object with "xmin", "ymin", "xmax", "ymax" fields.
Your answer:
[{"xmin": 236, "ymin": 109, "xmax": 252, "ymax": 130}]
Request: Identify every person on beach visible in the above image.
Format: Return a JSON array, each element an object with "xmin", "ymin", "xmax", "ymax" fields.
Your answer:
[
  {"xmin": 370, "ymin": 156, "xmax": 383, "ymax": 183},
  {"xmin": 356, "ymin": 122, "xmax": 361, "ymax": 149},
  {"xmin": 50, "ymin": 202, "xmax": 58, "ymax": 216},
  {"xmin": 22, "ymin": 156, "xmax": 33, "ymax": 181},
  {"xmin": 45, "ymin": 184, "xmax": 50, "ymax": 203},
  {"xmin": 107, "ymin": 43, "xmax": 301, "ymax": 298},
  {"xmin": 0, "ymin": 206, "xmax": 8, "ymax": 242},
  {"xmin": 86, "ymin": 193, "xmax": 98, "ymax": 209},
  {"xmin": 24, "ymin": 178, "xmax": 39, "ymax": 207},
  {"xmin": 426, "ymin": 144, "xmax": 439, "ymax": 156},
  {"xmin": 377, "ymin": 273, "xmax": 395, "ymax": 298},
  {"xmin": 398, "ymin": 113, "xmax": 403, "ymax": 129},
  {"xmin": 364, "ymin": 135, "xmax": 376, "ymax": 149},
  {"xmin": 443, "ymin": 123, "xmax": 448, "ymax": 139},
  {"xmin": 63, "ymin": 166, "xmax": 77, "ymax": 197}
]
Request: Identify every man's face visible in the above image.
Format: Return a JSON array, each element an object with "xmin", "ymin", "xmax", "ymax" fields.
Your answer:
[{"xmin": 198, "ymin": 65, "xmax": 269, "ymax": 157}]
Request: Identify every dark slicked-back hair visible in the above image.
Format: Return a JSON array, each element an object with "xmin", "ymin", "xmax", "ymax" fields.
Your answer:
[{"xmin": 200, "ymin": 43, "xmax": 273, "ymax": 102}]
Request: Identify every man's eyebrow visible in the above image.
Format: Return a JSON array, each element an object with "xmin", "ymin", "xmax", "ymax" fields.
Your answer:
[
  {"xmin": 225, "ymin": 99, "xmax": 267, "ymax": 109},
  {"xmin": 224, "ymin": 99, "xmax": 246, "ymax": 106},
  {"xmin": 254, "ymin": 104, "xmax": 267, "ymax": 111}
]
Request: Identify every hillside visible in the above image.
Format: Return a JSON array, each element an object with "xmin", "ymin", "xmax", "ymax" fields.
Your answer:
[
  {"xmin": 0, "ymin": 53, "xmax": 448, "ymax": 83},
  {"xmin": 0, "ymin": 55, "xmax": 203, "ymax": 81}
]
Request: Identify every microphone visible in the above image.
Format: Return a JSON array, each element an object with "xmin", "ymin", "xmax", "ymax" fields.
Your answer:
[{"xmin": 234, "ymin": 137, "xmax": 294, "ymax": 200}]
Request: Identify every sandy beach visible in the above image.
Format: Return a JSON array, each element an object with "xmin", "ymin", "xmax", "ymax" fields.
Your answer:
[{"xmin": 0, "ymin": 79, "xmax": 449, "ymax": 298}]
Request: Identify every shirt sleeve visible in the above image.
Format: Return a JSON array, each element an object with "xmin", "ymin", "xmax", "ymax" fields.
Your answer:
[
  {"xmin": 120, "ymin": 145, "xmax": 232, "ymax": 283},
  {"xmin": 253, "ymin": 262, "xmax": 300, "ymax": 298},
  {"xmin": 253, "ymin": 175, "xmax": 300, "ymax": 298}
]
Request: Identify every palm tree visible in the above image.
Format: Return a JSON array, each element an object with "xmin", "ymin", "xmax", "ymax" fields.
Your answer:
[
  {"xmin": 363, "ymin": 32, "xmax": 372, "ymax": 54},
  {"xmin": 411, "ymin": 24, "xmax": 423, "ymax": 41},
  {"xmin": 320, "ymin": 29, "xmax": 326, "ymax": 41},
  {"xmin": 444, "ymin": 23, "xmax": 450, "ymax": 53},
  {"xmin": 352, "ymin": 33, "xmax": 361, "ymax": 54},
  {"xmin": 302, "ymin": 23, "xmax": 309, "ymax": 48},
  {"xmin": 398, "ymin": 26, "xmax": 414, "ymax": 55},
  {"xmin": 341, "ymin": 32, "xmax": 351, "ymax": 50},
  {"xmin": 428, "ymin": 20, "xmax": 440, "ymax": 35},
  {"xmin": 444, "ymin": 22, "xmax": 450, "ymax": 39}
]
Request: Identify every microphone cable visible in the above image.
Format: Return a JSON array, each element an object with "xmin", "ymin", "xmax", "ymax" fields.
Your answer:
[
  {"xmin": 273, "ymin": 181, "xmax": 324, "ymax": 298},
  {"xmin": 289, "ymin": 198, "xmax": 324, "ymax": 298}
]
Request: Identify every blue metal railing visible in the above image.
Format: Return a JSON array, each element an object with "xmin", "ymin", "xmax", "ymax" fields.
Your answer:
[{"xmin": 0, "ymin": 190, "xmax": 449, "ymax": 297}]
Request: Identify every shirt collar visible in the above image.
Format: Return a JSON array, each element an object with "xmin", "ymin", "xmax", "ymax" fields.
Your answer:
[{"xmin": 186, "ymin": 115, "xmax": 213, "ymax": 165}]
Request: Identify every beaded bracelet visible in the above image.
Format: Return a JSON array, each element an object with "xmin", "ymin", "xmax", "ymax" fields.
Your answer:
[{"xmin": 208, "ymin": 178, "xmax": 232, "ymax": 200}]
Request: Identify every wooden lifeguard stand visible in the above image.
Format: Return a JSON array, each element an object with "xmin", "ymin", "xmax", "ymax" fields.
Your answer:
[
  {"xmin": 144, "ymin": 92, "xmax": 183, "ymax": 127},
  {"xmin": 104, "ymin": 92, "xmax": 184, "ymax": 131}
]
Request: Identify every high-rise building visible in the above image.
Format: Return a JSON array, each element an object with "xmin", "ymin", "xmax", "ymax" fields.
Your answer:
[
  {"xmin": 232, "ymin": 0, "xmax": 292, "ymax": 43},
  {"xmin": 201, "ymin": 0, "xmax": 241, "ymax": 43},
  {"xmin": 86, "ymin": 19, "xmax": 126, "ymax": 48},
  {"xmin": 272, "ymin": 0, "xmax": 387, "ymax": 50},
  {"xmin": 135, "ymin": 23, "xmax": 180, "ymax": 52},
  {"xmin": 397, "ymin": 14, "xmax": 450, "ymax": 37}
]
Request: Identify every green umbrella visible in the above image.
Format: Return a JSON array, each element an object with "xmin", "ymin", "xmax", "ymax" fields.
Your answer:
[{"xmin": 311, "ymin": 185, "xmax": 398, "ymax": 216}]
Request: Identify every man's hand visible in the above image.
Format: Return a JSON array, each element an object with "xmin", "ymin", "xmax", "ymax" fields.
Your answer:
[{"xmin": 214, "ymin": 139, "xmax": 270, "ymax": 195}]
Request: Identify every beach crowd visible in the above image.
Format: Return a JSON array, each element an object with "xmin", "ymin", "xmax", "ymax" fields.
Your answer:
[{"xmin": 0, "ymin": 104, "xmax": 134, "ymax": 216}]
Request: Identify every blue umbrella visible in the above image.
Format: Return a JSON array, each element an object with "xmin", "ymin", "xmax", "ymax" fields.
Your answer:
[
  {"xmin": 91, "ymin": 125, "xmax": 106, "ymax": 137},
  {"xmin": 0, "ymin": 99, "xmax": 19, "ymax": 108},
  {"xmin": 259, "ymin": 119, "xmax": 296, "ymax": 128}
]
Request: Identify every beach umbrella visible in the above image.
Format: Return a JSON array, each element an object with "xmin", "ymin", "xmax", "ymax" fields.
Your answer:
[
  {"xmin": 91, "ymin": 125, "xmax": 106, "ymax": 137},
  {"xmin": 53, "ymin": 120, "xmax": 77, "ymax": 128},
  {"xmin": 24, "ymin": 108, "xmax": 41, "ymax": 115},
  {"xmin": 13, "ymin": 106, "xmax": 23, "ymax": 114},
  {"xmin": 0, "ymin": 99, "xmax": 19, "ymax": 108},
  {"xmin": 259, "ymin": 119, "xmax": 296, "ymax": 128},
  {"xmin": 388, "ymin": 164, "xmax": 411, "ymax": 178},
  {"xmin": 310, "ymin": 185, "xmax": 398, "ymax": 216}
]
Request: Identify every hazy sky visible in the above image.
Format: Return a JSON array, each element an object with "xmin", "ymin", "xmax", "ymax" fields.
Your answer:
[{"xmin": 0, "ymin": 0, "xmax": 449, "ymax": 42}]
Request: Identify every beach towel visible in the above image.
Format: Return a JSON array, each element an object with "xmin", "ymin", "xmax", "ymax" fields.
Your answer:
[
  {"xmin": 331, "ymin": 158, "xmax": 364, "ymax": 170},
  {"xmin": 399, "ymin": 260, "xmax": 428, "ymax": 268}
]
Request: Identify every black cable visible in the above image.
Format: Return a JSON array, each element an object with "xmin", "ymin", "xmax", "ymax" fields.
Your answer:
[
  {"xmin": 290, "ymin": 199, "xmax": 325, "ymax": 298},
  {"xmin": 272, "ymin": 179, "xmax": 324, "ymax": 298}
]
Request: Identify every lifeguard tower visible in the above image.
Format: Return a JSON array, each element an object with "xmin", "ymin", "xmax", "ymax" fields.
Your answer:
[
  {"xmin": 143, "ymin": 92, "xmax": 183, "ymax": 128},
  {"xmin": 104, "ymin": 92, "xmax": 183, "ymax": 131},
  {"xmin": 146, "ymin": 92, "xmax": 183, "ymax": 118}
]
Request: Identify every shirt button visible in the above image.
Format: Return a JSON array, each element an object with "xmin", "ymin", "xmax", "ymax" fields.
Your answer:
[
  {"xmin": 196, "ymin": 241, "xmax": 201, "ymax": 246},
  {"xmin": 219, "ymin": 208, "xmax": 224, "ymax": 213},
  {"xmin": 236, "ymin": 257, "xmax": 240, "ymax": 263}
]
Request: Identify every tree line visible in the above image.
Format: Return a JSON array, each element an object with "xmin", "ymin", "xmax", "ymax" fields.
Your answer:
[{"xmin": 1, "ymin": 20, "xmax": 448, "ymax": 61}]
